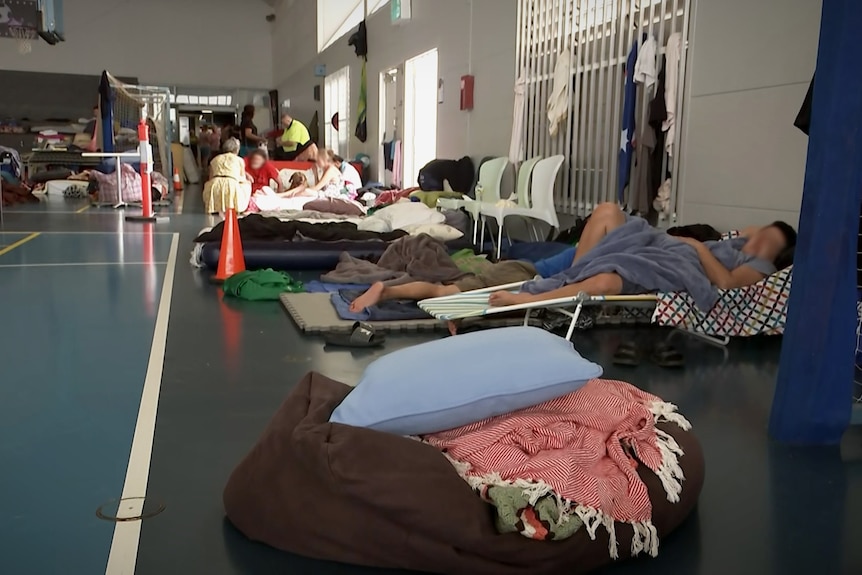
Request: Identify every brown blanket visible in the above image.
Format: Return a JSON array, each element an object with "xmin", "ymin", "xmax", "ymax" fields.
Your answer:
[
  {"xmin": 321, "ymin": 233, "xmax": 468, "ymax": 285},
  {"xmin": 223, "ymin": 372, "xmax": 705, "ymax": 575}
]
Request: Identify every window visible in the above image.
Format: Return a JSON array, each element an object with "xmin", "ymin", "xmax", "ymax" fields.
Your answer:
[
  {"xmin": 317, "ymin": 0, "xmax": 388, "ymax": 53},
  {"xmin": 324, "ymin": 65, "xmax": 350, "ymax": 156}
]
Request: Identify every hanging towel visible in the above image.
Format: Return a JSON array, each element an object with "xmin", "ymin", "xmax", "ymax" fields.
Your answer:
[
  {"xmin": 509, "ymin": 75, "xmax": 527, "ymax": 163},
  {"xmin": 355, "ymin": 60, "xmax": 368, "ymax": 143},
  {"xmin": 634, "ymin": 36, "xmax": 658, "ymax": 92},
  {"xmin": 547, "ymin": 49, "xmax": 570, "ymax": 137},
  {"xmin": 223, "ymin": 269, "xmax": 304, "ymax": 301},
  {"xmin": 618, "ymin": 40, "xmax": 639, "ymax": 203},
  {"xmin": 663, "ymin": 33, "xmax": 683, "ymax": 157}
]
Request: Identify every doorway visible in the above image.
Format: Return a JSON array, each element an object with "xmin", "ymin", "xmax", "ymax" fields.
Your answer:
[
  {"xmin": 403, "ymin": 48, "xmax": 438, "ymax": 189},
  {"xmin": 378, "ymin": 66, "xmax": 403, "ymax": 185}
]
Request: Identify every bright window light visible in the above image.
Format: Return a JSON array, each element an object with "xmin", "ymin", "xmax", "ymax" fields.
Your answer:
[
  {"xmin": 324, "ymin": 65, "xmax": 351, "ymax": 156},
  {"xmin": 317, "ymin": 0, "xmax": 388, "ymax": 53}
]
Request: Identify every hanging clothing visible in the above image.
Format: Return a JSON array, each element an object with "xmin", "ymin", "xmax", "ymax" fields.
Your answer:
[
  {"xmin": 634, "ymin": 36, "xmax": 658, "ymax": 92},
  {"xmin": 355, "ymin": 60, "xmax": 368, "ymax": 143},
  {"xmin": 618, "ymin": 40, "xmax": 639, "ymax": 202},
  {"xmin": 662, "ymin": 33, "xmax": 683, "ymax": 157},
  {"xmin": 630, "ymin": 125, "xmax": 657, "ymax": 215},
  {"xmin": 547, "ymin": 49, "xmax": 570, "ymax": 137},
  {"xmin": 509, "ymin": 75, "xmax": 527, "ymax": 164}
]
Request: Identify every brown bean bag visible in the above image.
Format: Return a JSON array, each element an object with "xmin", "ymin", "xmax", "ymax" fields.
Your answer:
[{"xmin": 223, "ymin": 372, "xmax": 705, "ymax": 575}]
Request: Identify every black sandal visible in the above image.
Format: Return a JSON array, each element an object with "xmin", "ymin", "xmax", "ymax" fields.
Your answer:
[
  {"xmin": 650, "ymin": 342, "xmax": 685, "ymax": 368},
  {"xmin": 324, "ymin": 322, "xmax": 386, "ymax": 348},
  {"xmin": 612, "ymin": 341, "xmax": 641, "ymax": 366}
]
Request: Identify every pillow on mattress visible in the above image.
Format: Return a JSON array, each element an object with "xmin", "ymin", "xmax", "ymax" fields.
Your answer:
[
  {"xmin": 358, "ymin": 200, "xmax": 446, "ymax": 233},
  {"xmin": 277, "ymin": 168, "xmax": 315, "ymax": 190},
  {"xmin": 304, "ymin": 197, "xmax": 365, "ymax": 216},
  {"xmin": 401, "ymin": 223, "xmax": 463, "ymax": 242},
  {"xmin": 329, "ymin": 326, "xmax": 602, "ymax": 435}
]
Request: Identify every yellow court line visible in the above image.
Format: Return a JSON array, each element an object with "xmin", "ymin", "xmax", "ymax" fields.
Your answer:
[
  {"xmin": 76, "ymin": 205, "xmax": 91, "ymax": 213},
  {"xmin": 0, "ymin": 232, "xmax": 41, "ymax": 257}
]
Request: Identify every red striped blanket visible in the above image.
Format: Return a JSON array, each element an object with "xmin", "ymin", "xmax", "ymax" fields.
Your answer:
[{"xmin": 423, "ymin": 379, "xmax": 691, "ymax": 558}]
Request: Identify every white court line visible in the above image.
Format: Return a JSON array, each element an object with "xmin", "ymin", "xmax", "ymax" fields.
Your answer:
[
  {"xmin": 1, "ymin": 231, "xmax": 176, "ymax": 235},
  {"xmin": 3, "ymin": 210, "xmax": 116, "ymax": 214},
  {"xmin": 104, "ymin": 233, "xmax": 179, "ymax": 575},
  {"xmin": 0, "ymin": 262, "xmax": 169, "ymax": 268}
]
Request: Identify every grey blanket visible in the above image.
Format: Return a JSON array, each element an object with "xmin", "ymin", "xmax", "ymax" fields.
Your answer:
[
  {"xmin": 522, "ymin": 215, "xmax": 717, "ymax": 310},
  {"xmin": 321, "ymin": 234, "xmax": 468, "ymax": 286}
]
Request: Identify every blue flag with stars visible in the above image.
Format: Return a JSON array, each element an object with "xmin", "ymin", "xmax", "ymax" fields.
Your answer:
[{"xmin": 618, "ymin": 40, "xmax": 639, "ymax": 203}]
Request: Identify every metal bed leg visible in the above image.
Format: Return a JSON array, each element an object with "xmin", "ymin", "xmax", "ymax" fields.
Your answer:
[
  {"xmin": 678, "ymin": 329, "xmax": 730, "ymax": 347},
  {"xmin": 523, "ymin": 308, "xmax": 531, "ymax": 326},
  {"xmin": 565, "ymin": 302, "xmax": 584, "ymax": 341}
]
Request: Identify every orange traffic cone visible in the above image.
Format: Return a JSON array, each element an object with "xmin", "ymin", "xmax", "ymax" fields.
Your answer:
[
  {"xmin": 172, "ymin": 167, "xmax": 183, "ymax": 192},
  {"xmin": 211, "ymin": 208, "xmax": 246, "ymax": 283}
]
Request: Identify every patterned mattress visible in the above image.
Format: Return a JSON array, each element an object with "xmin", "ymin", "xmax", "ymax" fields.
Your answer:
[{"xmin": 652, "ymin": 266, "xmax": 792, "ymax": 337}]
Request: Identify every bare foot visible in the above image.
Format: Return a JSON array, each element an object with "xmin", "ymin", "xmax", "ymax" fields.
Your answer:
[
  {"xmin": 488, "ymin": 291, "xmax": 535, "ymax": 307},
  {"xmin": 350, "ymin": 282, "xmax": 385, "ymax": 312},
  {"xmin": 447, "ymin": 320, "xmax": 461, "ymax": 336}
]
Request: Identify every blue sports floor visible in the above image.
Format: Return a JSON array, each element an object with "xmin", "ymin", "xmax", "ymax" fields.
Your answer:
[{"xmin": 0, "ymin": 191, "xmax": 861, "ymax": 574}]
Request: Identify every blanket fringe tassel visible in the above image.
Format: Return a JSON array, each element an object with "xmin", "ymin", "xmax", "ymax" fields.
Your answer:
[{"xmin": 435, "ymin": 400, "xmax": 691, "ymax": 560}]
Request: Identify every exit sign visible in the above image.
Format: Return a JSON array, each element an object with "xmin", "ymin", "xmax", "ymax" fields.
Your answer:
[{"xmin": 391, "ymin": 0, "xmax": 411, "ymax": 24}]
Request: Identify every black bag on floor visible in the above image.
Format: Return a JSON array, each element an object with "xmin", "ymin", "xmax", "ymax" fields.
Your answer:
[{"xmin": 418, "ymin": 156, "xmax": 475, "ymax": 193}]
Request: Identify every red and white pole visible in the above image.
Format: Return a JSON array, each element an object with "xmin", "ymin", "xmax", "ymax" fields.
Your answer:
[
  {"xmin": 126, "ymin": 115, "xmax": 158, "ymax": 222},
  {"xmin": 138, "ymin": 119, "xmax": 153, "ymax": 219}
]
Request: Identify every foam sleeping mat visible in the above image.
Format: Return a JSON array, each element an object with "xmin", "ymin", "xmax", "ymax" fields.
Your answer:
[
  {"xmin": 200, "ymin": 236, "xmax": 479, "ymax": 272},
  {"xmin": 280, "ymin": 293, "xmax": 537, "ymax": 334},
  {"xmin": 202, "ymin": 240, "xmax": 392, "ymax": 271}
]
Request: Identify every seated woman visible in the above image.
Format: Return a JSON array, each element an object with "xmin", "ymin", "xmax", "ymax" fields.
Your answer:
[
  {"xmin": 202, "ymin": 138, "xmax": 252, "ymax": 214},
  {"xmin": 245, "ymin": 149, "xmax": 284, "ymax": 195},
  {"xmin": 349, "ymin": 202, "xmax": 797, "ymax": 313},
  {"xmin": 312, "ymin": 148, "xmax": 356, "ymax": 199}
]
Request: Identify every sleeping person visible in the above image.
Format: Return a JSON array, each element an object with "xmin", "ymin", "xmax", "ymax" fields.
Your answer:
[{"xmin": 348, "ymin": 202, "xmax": 796, "ymax": 314}]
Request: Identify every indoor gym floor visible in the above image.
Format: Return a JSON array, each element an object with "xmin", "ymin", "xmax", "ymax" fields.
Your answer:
[{"xmin": 0, "ymin": 189, "xmax": 861, "ymax": 575}]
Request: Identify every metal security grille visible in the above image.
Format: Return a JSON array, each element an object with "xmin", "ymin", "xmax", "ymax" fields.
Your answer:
[{"xmin": 515, "ymin": 0, "xmax": 691, "ymax": 219}]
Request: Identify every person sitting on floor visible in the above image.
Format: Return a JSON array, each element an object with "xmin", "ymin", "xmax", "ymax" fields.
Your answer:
[
  {"xmin": 275, "ymin": 113, "xmax": 318, "ymax": 162},
  {"xmin": 202, "ymin": 137, "xmax": 252, "ymax": 214},
  {"xmin": 349, "ymin": 202, "xmax": 797, "ymax": 313},
  {"xmin": 245, "ymin": 149, "xmax": 287, "ymax": 195},
  {"xmin": 1, "ymin": 172, "xmax": 38, "ymax": 206},
  {"xmin": 312, "ymin": 148, "xmax": 356, "ymax": 199}
]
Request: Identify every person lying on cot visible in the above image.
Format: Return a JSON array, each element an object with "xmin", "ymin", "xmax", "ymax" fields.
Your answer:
[{"xmin": 348, "ymin": 202, "xmax": 797, "ymax": 315}]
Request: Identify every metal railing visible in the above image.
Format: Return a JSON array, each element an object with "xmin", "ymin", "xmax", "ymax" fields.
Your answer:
[{"xmin": 516, "ymin": 0, "xmax": 691, "ymax": 221}]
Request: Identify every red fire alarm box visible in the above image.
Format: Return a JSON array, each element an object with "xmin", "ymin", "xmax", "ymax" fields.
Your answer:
[{"xmin": 460, "ymin": 75, "xmax": 474, "ymax": 111}]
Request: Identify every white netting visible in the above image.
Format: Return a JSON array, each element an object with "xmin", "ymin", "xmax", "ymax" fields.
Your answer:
[
  {"xmin": 103, "ymin": 72, "xmax": 171, "ymax": 176},
  {"xmin": 9, "ymin": 26, "xmax": 36, "ymax": 55}
]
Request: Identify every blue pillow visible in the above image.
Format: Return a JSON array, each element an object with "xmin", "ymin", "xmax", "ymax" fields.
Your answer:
[{"xmin": 329, "ymin": 326, "xmax": 602, "ymax": 435}]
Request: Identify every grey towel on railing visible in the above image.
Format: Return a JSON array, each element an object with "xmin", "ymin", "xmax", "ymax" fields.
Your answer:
[{"xmin": 521, "ymin": 215, "xmax": 717, "ymax": 311}]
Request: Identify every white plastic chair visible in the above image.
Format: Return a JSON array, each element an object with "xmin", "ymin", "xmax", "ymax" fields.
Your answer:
[
  {"xmin": 437, "ymin": 157, "xmax": 509, "ymax": 245},
  {"xmin": 479, "ymin": 154, "xmax": 564, "ymax": 260}
]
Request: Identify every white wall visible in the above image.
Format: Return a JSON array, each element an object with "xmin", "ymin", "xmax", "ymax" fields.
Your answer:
[
  {"xmin": 0, "ymin": 0, "xmax": 273, "ymax": 88},
  {"xmin": 272, "ymin": 0, "xmax": 518, "ymax": 182},
  {"xmin": 678, "ymin": 0, "xmax": 822, "ymax": 230}
]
